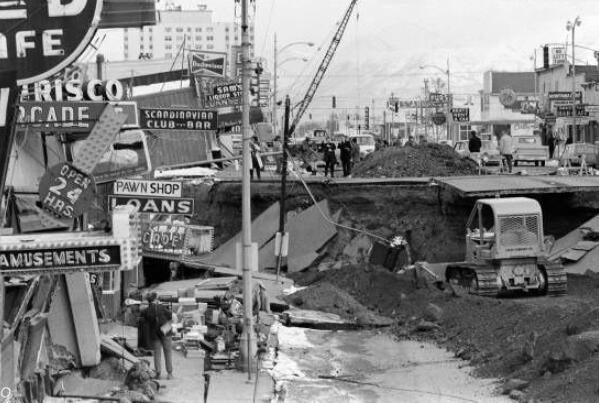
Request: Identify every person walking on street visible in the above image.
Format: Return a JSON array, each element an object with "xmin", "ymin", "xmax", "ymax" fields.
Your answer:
[
  {"xmin": 468, "ymin": 130, "xmax": 481, "ymax": 153},
  {"xmin": 273, "ymin": 136, "xmax": 283, "ymax": 174},
  {"xmin": 323, "ymin": 142, "xmax": 337, "ymax": 178},
  {"xmin": 350, "ymin": 138, "xmax": 361, "ymax": 167},
  {"xmin": 340, "ymin": 139, "xmax": 352, "ymax": 177},
  {"xmin": 249, "ymin": 136, "xmax": 263, "ymax": 180},
  {"xmin": 142, "ymin": 292, "xmax": 173, "ymax": 380},
  {"xmin": 499, "ymin": 131, "xmax": 514, "ymax": 173}
]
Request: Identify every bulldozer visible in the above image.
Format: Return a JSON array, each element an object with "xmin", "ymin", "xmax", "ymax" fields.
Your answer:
[{"xmin": 445, "ymin": 197, "xmax": 567, "ymax": 297}]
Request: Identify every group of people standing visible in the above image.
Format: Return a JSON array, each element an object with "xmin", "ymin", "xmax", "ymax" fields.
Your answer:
[
  {"xmin": 321, "ymin": 137, "xmax": 361, "ymax": 178},
  {"xmin": 468, "ymin": 129, "xmax": 514, "ymax": 173}
]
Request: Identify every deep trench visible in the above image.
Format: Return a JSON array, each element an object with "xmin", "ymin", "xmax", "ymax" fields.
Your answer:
[{"xmin": 186, "ymin": 181, "xmax": 599, "ymax": 264}]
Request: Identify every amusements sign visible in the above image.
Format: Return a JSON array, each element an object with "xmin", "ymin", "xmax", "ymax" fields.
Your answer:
[
  {"xmin": 0, "ymin": 245, "xmax": 121, "ymax": 274},
  {"xmin": 450, "ymin": 108, "xmax": 470, "ymax": 122},
  {"xmin": 139, "ymin": 108, "xmax": 217, "ymax": 130},
  {"xmin": 38, "ymin": 162, "xmax": 96, "ymax": 219},
  {"xmin": 0, "ymin": 0, "xmax": 103, "ymax": 85},
  {"xmin": 204, "ymin": 82, "xmax": 242, "ymax": 108}
]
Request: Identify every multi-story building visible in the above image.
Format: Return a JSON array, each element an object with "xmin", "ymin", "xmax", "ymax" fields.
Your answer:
[{"xmin": 108, "ymin": 5, "xmax": 255, "ymax": 63}]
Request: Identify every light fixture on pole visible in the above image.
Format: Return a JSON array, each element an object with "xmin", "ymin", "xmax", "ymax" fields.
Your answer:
[
  {"xmin": 272, "ymin": 36, "xmax": 314, "ymax": 137},
  {"xmin": 419, "ymin": 60, "xmax": 451, "ymax": 142},
  {"xmin": 566, "ymin": 16, "xmax": 581, "ymax": 143}
]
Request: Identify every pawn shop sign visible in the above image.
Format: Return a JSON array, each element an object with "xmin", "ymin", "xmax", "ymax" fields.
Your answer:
[{"xmin": 0, "ymin": 0, "xmax": 103, "ymax": 85}]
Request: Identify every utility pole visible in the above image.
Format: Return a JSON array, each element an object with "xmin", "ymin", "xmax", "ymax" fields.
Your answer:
[
  {"xmin": 272, "ymin": 34, "xmax": 278, "ymax": 137},
  {"xmin": 239, "ymin": 0, "xmax": 256, "ymax": 377},
  {"xmin": 276, "ymin": 96, "xmax": 290, "ymax": 279},
  {"xmin": 424, "ymin": 79, "xmax": 429, "ymax": 138}
]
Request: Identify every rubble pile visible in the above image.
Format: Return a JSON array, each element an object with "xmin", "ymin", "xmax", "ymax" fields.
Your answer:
[
  {"xmin": 353, "ymin": 143, "xmax": 479, "ymax": 178},
  {"xmin": 284, "ymin": 281, "xmax": 392, "ymax": 326},
  {"xmin": 293, "ymin": 263, "xmax": 599, "ymax": 402}
]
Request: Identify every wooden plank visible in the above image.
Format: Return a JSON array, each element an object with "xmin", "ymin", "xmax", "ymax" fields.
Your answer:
[
  {"xmin": 65, "ymin": 273, "xmax": 101, "ymax": 366},
  {"xmin": 561, "ymin": 248, "xmax": 588, "ymax": 262},
  {"xmin": 100, "ymin": 336, "xmax": 140, "ymax": 370},
  {"xmin": 48, "ymin": 276, "xmax": 81, "ymax": 366}
]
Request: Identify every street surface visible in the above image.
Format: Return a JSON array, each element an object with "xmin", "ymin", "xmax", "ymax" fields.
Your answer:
[{"xmin": 270, "ymin": 324, "xmax": 510, "ymax": 403}]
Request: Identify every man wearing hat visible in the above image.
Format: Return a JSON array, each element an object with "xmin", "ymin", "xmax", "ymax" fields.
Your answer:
[{"xmin": 141, "ymin": 292, "xmax": 174, "ymax": 379}]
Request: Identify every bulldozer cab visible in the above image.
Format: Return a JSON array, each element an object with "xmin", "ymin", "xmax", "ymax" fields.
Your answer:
[{"xmin": 466, "ymin": 197, "xmax": 544, "ymax": 262}]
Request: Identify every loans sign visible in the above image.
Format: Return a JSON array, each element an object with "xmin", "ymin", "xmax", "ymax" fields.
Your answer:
[
  {"xmin": 113, "ymin": 179, "xmax": 182, "ymax": 198},
  {"xmin": 108, "ymin": 195, "xmax": 194, "ymax": 215},
  {"xmin": 0, "ymin": 0, "xmax": 103, "ymax": 85},
  {"xmin": 139, "ymin": 108, "xmax": 217, "ymax": 131}
]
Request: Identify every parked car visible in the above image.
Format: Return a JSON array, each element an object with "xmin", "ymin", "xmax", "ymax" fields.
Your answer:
[
  {"xmin": 513, "ymin": 136, "xmax": 549, "ymax": 167},
  {"xmin": 349, "ymin": 133, "xmax": 376, "ymax": 159},
  {"xmin": 454, "ymin": 140, "xmax": 502, "ymax": 165}
]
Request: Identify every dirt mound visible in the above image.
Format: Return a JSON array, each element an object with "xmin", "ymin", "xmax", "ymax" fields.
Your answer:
[
  {"xmin": 353, "ymin": 143, "xmax": 479, "ymax": 178},
  {"xmin": 284, "ymin": 280, "xmax": 392, "ymax": 326},
  {"xmin": 293, "ymin": 265, "xmax": 599, "ymax": 402}
]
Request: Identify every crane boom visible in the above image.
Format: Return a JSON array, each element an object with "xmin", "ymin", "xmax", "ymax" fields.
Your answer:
[{"xmin": 289, "ymin": 0, "xmax": 359, "ymax": 136}]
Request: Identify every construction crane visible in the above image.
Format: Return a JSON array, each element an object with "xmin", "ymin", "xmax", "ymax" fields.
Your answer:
[{"xmin": 288, "ymin": 0, "xmax": 359, "ymax": 137}]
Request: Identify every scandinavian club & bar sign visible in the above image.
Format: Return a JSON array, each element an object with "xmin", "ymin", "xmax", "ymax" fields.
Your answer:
[{"xmin": 0, "ymin": 0, "xmax": 103, "ymax": 85}]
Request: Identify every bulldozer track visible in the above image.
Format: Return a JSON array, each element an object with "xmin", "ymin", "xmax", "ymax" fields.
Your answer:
[
  {"xmin": 543, "ymin": 261, "xmax": 567, "ymax": 296},
  {"xmin": 446, "ymin": 264, "xmax": 501, "ymax": 297}
]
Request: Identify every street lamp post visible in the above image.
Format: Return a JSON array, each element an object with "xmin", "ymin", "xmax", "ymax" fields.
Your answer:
[
  {"xmin": 420, "ymin": 60, "xmax": 451, "ymax": 142},
  {"xmin": 272, "ymin": 36, "xmax": 314, "ymax": 137},
  {"xmin": 567, "ymin": 17, "xmax": 581, "ymax": 144}
]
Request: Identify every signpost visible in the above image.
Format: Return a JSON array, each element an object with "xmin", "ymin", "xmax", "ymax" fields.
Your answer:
[
  {"xmin": 18, "ymin": 101, "xmax": 139, "ymax": 131},
  {"xmin": 38, "ymin": 162, "xmax": 96, "ymax": 219},
  {"xmin": 113, "ymin": 179, "xmax": 183, "ymax": 198},
  {"xmin": 188, "ymin": 51, "xmax": 227, "ymax": 78},
  {"xmin": 0, "ymin": 206, "xmax": 141, "ymax": 275},
  {"xmin": 0, "ymin": 0, "xmax": 104, "ymax": 85},
  {"xmin": 432, "ymin": 112, "xmax": 446, "ymax": 126},
  {"xmin": 108, "ymin": 195, "xmax": 194, "ymax": 215},
  {"xmin": 139, "ymin": 108, "xmax": 217, "ymax": 131},
  {"xmin": 204, "ymin": 82, "xmax": 242, "ymax": 108},
  {"xmin": 450, "ymin": 108, "xmax": 470, "ymax": 122},
  {"xmin": 141, "ymin": 223, "xmax": 187, "ymax": 255}
]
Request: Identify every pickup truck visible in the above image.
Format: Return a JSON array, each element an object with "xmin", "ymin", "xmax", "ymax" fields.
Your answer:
[{"xmin": 512, "ymin": 136, "xmax": 549, "ymax": 167}]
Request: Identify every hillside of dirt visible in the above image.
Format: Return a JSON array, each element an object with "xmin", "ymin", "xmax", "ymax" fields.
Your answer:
[
  {"xmin": 291, "ymin": 264, "xmax": 599, "ymax": 402},
  {"xmin": 353, "ymin": 143, "xmax": 479, "ymax": 178}
]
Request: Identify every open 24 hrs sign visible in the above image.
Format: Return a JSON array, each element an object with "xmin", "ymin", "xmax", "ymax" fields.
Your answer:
[{"xmin": 38, "ymin": 162, "xmax": 95, "ymax": 218}]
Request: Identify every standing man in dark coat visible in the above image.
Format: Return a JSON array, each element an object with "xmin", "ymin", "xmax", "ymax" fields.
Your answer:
[
  {"xmin": 323, "ymin": 142, "xmax": 337, "ymax": 178},
  {"xmin": 339, "ymin": 140, "xmax": 352, "ymax": 177},
  {"xmin": 142, "ymin": 292, "xmax": 173, "ymax": 380},
  {"xmin": 468, "ymin": 130, "xmax": 482, "ymax": 153}
]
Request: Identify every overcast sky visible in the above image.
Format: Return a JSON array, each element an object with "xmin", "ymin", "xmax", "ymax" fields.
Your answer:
[{"xmin": 136, "ymin": 0, "xmax": 599, "ymax": 114}]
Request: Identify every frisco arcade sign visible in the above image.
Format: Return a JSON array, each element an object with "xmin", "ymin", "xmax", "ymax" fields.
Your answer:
[{"xmin": 0, "ymin": 245, "xmax": 122, "ymax": 274}]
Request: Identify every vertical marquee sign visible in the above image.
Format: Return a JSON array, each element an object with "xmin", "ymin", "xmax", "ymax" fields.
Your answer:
[{"xmin": 0, "ymin": 0, "xmax": 103, "ymax": 86}]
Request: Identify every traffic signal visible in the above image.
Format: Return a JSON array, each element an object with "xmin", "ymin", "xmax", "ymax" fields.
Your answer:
[
  {"xmin": 394, "ymin": 102, "xmax": 399, "ymax": 113},
  {"xmin": 309, "ymin": 113, "xmax": 312, "ymax": 120},
  {"xmin": 543, "ymin": 45, "xmax": 549, "ymax": 69},
  {"xmin": 332, "ymin": 96, "xmax": 336, "ymax": 109}
]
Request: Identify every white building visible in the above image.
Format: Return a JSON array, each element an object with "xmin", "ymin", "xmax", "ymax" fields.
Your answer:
[{"xmin": 103, "ymin": 5, "xmax": 255, "ymax": 62}]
